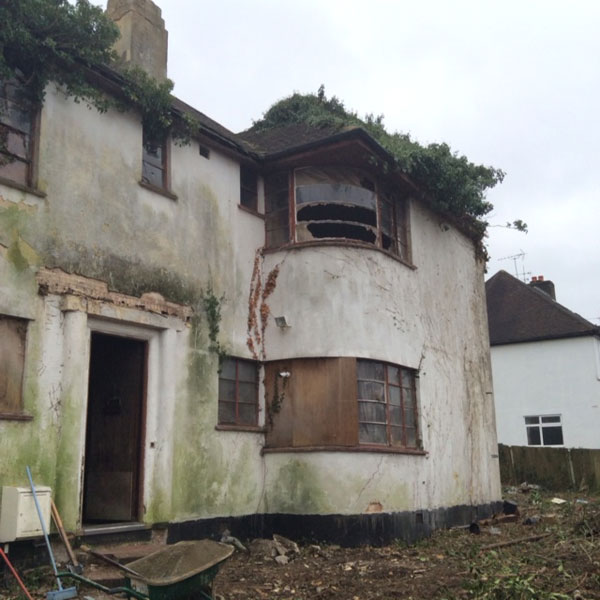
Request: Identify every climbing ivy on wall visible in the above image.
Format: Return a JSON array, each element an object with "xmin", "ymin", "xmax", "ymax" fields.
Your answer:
[
  {"xmin": 249, "ymin": 85, "xmax": 519, "ymax": 241},
  {"xmin": 0, "ymin": 0, "xmax": 195, "ymax": 143}
]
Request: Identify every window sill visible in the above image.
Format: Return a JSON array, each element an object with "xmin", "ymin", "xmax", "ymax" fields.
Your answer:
[
  {"xmin": 262, "ymin": 445, "xmax": 427, "ymax": 456},
  {"xmin": 0, "ymin": 176, "xmax": 46, "ymax": 198},
  {"xmin": 215, "ymin": 424, "xmax": 266, "ymax": 434},
  {"xmin": 0, "ymin": 412, "xmax": 34, "ymax": 422},
  {"xmin": 263, "ymin": 240, "xmax": 415, "ymax": 269},
  {"xmin": 238, "ymin": 204, "xmax": 265, "ymax": 219},
  {"xmin": 138, "ymin": 181, "xmax": 178, "ymax": 201}
]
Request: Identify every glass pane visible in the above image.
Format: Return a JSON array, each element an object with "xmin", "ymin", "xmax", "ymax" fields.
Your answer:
[
  {"xmin": 0, "ymin": 99, "xmax": 32, "ymax": 133},
  {"xmin": 388, "ymin": 386, "xmax": 401, "ymax": 406},
  {"xmin": 143, "ymin": 141, "xmax": 163, "ymax": 168},
  {"xmin": 357, "ymin": 360, "xmax": 384, "ymax": 381},
  {"xmin": 541, "ymin": 415, "xmax": 560, "ymax": 424},
  {"xmin": 359, "ymin": 423, "xmax": 387, "ymax": 444},
  {"xmin": 2, "ymin": 129, "xmax": 28, "ymax": 158},
  {"xmin": 142, "ymin": 161, "xmax": 164, "ymax": 188},
  {"xmin": 238, "ymin": 403, "xmax": 257, "ymax": 425},
  {"xmin": 218, "ymin": 379, "xmax": 236, "ymax": 402},
  {"xmin": 266, "ymin": 226, "xmax": 289, "ymax": 248},
  {"xmin": 524, "ymin": 416, "xmax": 539, "ymax": 425},
  {"xmin": 542, "ymin": 426, "xmax": 563, "ymax": 445},
  {"xmin": 357, "ymin": 381, "xmax": 384, "ymax": 401},
  {"xmin": 403, "ymin": 387, "xmax": 415, "ymax": 407},
  {"xmin": 220, "ymin": 358, "xmax": 236, "ymax": 379},
  {"xmin": 218, "ymin": 401, "xmax": 236, "ymax": 424},
  {"xmin": 358, "ymin": 401, "xmax": 386, "ymax": 424},
  {"xmin": 238, "ymin": 360, "xmax": 257, "ymax": 382},
  {"xmin": 404, "ymin": 401, "xmax": 416, "ymax": 428},
  {"xmin": 401, "ymin": 369, "xmax": 414, "ymax": 388},
  {"xmin": 380, "ymin": 200, "xmax": 393, "ymax": 235},
  {"xmin": 389, "ymin": 405, "xmax": 402, "ymax": 425},
  {"xmin": 387, "ymin": 365, "xmax": 400, "ymax": 386},
  {"xmin": 296, "ymin": 183, "xmax": 376, "ymax": 210},
  {"xmin": 238, "ymin": 382, "xmax": 256, "ymax": 404},
  {"xmin": 0, "ymin": 155, "xmax": 27, "ymax": 184},
  {"xmin": 405, "ymin": 426, "xmax": 417, "ymax": 448},
  {"xmin": 527, "ymin": 426, "xmax": 541, "ymax": 445}
]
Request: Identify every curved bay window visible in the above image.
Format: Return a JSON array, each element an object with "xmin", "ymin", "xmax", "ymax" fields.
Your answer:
[{"xmin": 265, "ymin": 167, "xmax": 410, "ymax": 262}]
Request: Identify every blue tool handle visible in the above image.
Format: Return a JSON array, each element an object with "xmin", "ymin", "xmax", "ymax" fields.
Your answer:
[{"xmin": 26, "ymin": 466, "xmax": 63, "ymax": 590}]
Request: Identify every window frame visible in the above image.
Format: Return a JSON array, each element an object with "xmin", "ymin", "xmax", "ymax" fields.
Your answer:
[
  {"xmin": 524, "ymin": 414, "xmax": 564, "ymax": 446},
  {"xmin": 356, "ymin": 359, "xmax": 420, "ymax": 449},
  {"xmin": 264, "ymin": 167, "xmax": 411, "ymax": 263},
  {"xmin": 0, "ymin": 79, "xmax": 42, "ymax": 195},
  {"xmin": 0, "ymin": 315, "xmax": 33, "ymax": 421},
  {"xmin": 240, "ymin": 164, "xmax": 259, "ymax": 213},
  {"xmin": 217, "ymin": 357, "xmax": 261, "ymax": 430},
  {"xmin": 140, "ymin": 128, "xmax": 176, "ymax": 199}
]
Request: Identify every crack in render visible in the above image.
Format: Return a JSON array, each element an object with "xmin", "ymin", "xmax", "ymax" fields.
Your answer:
[{"xmin": 355, "ymin": 455, "xmax": 385, "ymax": 506}]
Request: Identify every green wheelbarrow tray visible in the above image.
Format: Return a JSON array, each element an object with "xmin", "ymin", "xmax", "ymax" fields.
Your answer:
[
  {"xmin": 58, "ymin": 540, "xmax": 234, "ymax": 600},
  {"xmin": 125, "ymin": 540, "xmax": 234, "ymax": 600}
]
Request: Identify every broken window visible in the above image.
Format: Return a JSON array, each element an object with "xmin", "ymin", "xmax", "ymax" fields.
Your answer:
[
  {"xmin": 357, "ymin": 359, "xmax": 419, "ymax": 448},
  {"xmin": 240, "ymin": 165, "xmax": 258, "ymax": 211},
  {"xmin": 0, "ymin": 79, "xmax": 36, "ymax": 188},
  {"xmin": 0, "ymin": 316, "xmax": 28, "ymax": 417},
  {"xmin": 264, "ymin": 166, "xmax": 410, "ymax": 260},
  {"xmin": 218, "ymin": 357, "xmax": 259, "ymax": 426},
  {"xmin": 525, "ymin": 415, "xmax": 563, "ymax": 446},
  {"xmin": 142, "ymin": 128, "xmax": 168, "ymax": 190}
]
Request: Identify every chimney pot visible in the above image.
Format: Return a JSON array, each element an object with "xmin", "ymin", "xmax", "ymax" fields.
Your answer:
[
  {"xmin": 538, "ymin": 275, "xmax": 544, "ymax": 281},
  {"xmin": 529, "ymin": 277, "xmax": 556, "ymax": 300}
]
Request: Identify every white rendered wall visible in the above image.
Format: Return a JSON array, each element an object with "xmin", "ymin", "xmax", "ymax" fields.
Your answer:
[{"xmin": 491, "ymin": 336, "xmax": 600, "ymax": 448}]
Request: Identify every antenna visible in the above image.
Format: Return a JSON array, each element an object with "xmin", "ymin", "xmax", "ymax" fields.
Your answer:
[{"xmin": 498, "ymin": 250, "xmax": 531, "ymax": 282}]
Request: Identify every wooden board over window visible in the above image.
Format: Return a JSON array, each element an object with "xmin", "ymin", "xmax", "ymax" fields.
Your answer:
[
  {"xmin": 264, "ymin": 357, "xmax": 358, "ymax": 449},
  {"xmin": 0, "ymin": 316, "xmax": 28, "ymax": 416}
]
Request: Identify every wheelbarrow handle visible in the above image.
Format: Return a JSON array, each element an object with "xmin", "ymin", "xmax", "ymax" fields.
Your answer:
[{"xmin": 57, "ymin": 571, "xmax": 148, "ymax": 600}]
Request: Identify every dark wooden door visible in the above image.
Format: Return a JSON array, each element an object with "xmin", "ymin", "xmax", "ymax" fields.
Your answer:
[{"xmin": 83, "ymin": 333, "xmax": 146, "ymax": 523}]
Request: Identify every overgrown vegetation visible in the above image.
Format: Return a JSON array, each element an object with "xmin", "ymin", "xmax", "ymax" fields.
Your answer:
[
  {"xmin": 0, "ymin": 0, "xmax": 195, "ymax": 143},
  {"xmin": 201, "ymin": 287, "xmax": 228, "ymax": 366},
  {"xmin": 250, "ymin": 85, "xmax": 522, "ymax": 240}
]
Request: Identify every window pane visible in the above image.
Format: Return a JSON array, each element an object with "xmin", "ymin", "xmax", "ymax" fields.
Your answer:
[
  {"xmin": 218, "ymin": 401, "xmax": 236, "ymax": 424},
  {"xmin": 404, "ymin": 401, "xmax": 416, "ymax": 428},
  {"xmin": 0, "ymin": 99, "xmax": 32, "ymax": 134},
  {"xmin": 542, "ymin": 426, "xmax": 563, "ymax": 445},
  {"xmin": 541, "ymin": 415, "xmax": 560, "ymax": 424},
  {"xmin": 238, "ymin": 403, "xmax": 257, "ymax": 425},
  {"xmin": 388, "ymin": 386, "xmax": 401, "ymax": 406},
  {"xmin": 358, "ymin": 381, "xmax": 384, "ymax": 401},
  {"xmin": 389, "ymin": 405, "xmax": 402, "ymax": 426},
  {"xmin": 357, "ymin": 360, "xmax": 384, "ymax": 381},
  {"xmin": 220, "ymin": 358, "xmax": 236, "ymax": 379},
  {"xmin": 0, "ymin": 155, "xmax": 28, "ymax": 184},
  {"xmin": 2, "ymin": 128, "xmax": 29, "ymax": 159},
  {"xmin": 387, "ymin": 365, "xmax": 400, "ymax": 385},
  {"xmin": 238, "ymin": 381, "xmax": 256, "ymax": 404},
  {"xmin": 238, "ymin": 360, "xmax": 257, "ymax": 382},
  {"xmin": 142, "ymin": 161, "xmax": 164, "ymax": 188},
  {"xmin": 359, "ymin": 401, "xmax": 386, "ymax": 424},
  {"xmin": 359, "ymin": 423, "xmax": 387, "ymax": 444},
  {"xmin": 143, "ymin": 141, "xmax": 163, "ymax": 168},
  {"xmin": 380, "ymin": 200, "xmax": 393, "ymax": 235},
  {"xmin": 527, "ymin": 426, "xmax": 541, "ymax": 445},
  {"xmin": 218, "ymin": 379, "xmax": 236, "ymax": 402},
  {"xmin": 401, "ymin": 369, "xmax": 414, "ymax": 388},
  {"xmin": 404, "ymin": 426, "xmax": 417, "ymax": 448},
  {"xmin": 525, "ymin": 416, "xmax": 539, "ymax": 425}
]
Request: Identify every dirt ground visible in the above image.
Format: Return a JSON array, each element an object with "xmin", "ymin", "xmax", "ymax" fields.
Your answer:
[{"xmin": 2, "ymin": 489, "xmax": 599, "ymax": 600}]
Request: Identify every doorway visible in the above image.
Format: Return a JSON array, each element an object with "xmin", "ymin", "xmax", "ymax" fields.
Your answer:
[{"xmin": 83, "ymin": 332, "xmax": 147, "ymax": 524}]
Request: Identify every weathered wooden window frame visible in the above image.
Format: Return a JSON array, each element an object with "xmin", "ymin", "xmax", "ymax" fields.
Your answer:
[
  {"xmin": 140, "ymin": 128, "xmax": 176, "ymax": 200},
  {"xmin": 0, "ymin": 315, "xmax": 33, "ymax": 421},
  {"xmin": 264, "ymin": 167, "xmax": 411, "ymax": 263},
  {"xmin": 357, "ymin": 359, "xmax": 419, "ymax": 449},
  {"xmin": 240, "ymin": 164, "xmax": 259, "ymax": 213},
  {"xmin": 217, "ymin": 357, "xmax": 261, "ymax": 430},
  {"xmin": 0, "ymin": 79, "xmax": 43, "ymax": 196}
]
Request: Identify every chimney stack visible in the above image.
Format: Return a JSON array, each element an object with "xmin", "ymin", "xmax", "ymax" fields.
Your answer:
[
  {"xmin": 529, "ymin": 275, "xmax": 556, "ymax": 300},
  {"xmin": 106, "ymin": 0, "xmax": 168, "ymax": 82}
]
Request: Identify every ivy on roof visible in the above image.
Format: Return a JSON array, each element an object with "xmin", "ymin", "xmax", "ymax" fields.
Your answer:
[{"xmin": 250, "ymin": 86, "xmax": 506, "ymax": 240}]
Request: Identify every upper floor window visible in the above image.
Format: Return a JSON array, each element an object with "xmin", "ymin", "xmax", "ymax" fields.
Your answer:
[
  {"xmin": 357, "ymin": 359, "xmax": 419, "ymax": 448},
  {"xmin": 0, "ymin": 79, "xmax": 36, "ymax": 189},
  {"xmin": 264, "ymin": 167, "xmax": 410, "ymax": 261},
  {"xmin": 218, "ymin": 357, "xmax": 259, "ymax": 426},
  {"xmin": 141, "ymin": 128, "xmax": 168, "ymax": 190},
  {"xmin": 525, "ymin": 415, "xmax": 563, "ymax": 446},
  {"xmin": 240, "ymin": 165, "xmax": 258, "ymax": 211},
  {"xmin": 0, "ymin": 315, "xmax": 28, "ymax": 418}
]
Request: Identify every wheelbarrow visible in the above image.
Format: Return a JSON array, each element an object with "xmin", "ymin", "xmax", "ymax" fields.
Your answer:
[{"xmin": 58, "ymin": 540, "xmax": 234, "ymax": 600}]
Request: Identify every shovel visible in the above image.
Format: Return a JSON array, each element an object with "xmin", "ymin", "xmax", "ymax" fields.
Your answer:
[{"xmin": 26, "ymin": 466, "xmax": 78, "ymax": 600}]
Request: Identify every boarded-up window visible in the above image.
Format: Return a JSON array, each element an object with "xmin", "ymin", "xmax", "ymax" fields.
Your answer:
[
  {"xmin": 0, "ymin": 316, "xmax": 28, "ymax": 415},
  {"xmin": 218, "ymin": 357, "xmax": 259, "ymax": 426},
  {"xmin": 0, "ymin": 79, "xmax": 36, "ymax": 188}
]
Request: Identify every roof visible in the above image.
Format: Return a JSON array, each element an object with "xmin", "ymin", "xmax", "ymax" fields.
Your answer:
[{"xmin": 485, "ymin": 270, "xmax": 598, "ymax": 345}]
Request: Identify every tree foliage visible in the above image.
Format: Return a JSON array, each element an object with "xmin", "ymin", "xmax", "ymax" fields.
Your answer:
[{"xmin": 251, "ymin": 86, "xmax": 506, "ymax": 237}]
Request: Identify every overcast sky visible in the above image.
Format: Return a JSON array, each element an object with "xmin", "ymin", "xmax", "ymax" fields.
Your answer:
[{"xmin": 99, "ymin": 0, "xmax": 599, "ymax": 323}]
